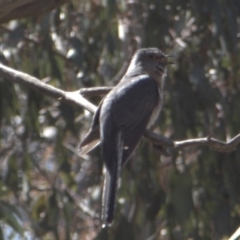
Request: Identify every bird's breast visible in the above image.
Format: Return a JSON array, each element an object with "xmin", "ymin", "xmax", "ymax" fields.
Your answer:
[{"xmin": 146, "ymin": 86, "xmax": 162, "ymax": 129}]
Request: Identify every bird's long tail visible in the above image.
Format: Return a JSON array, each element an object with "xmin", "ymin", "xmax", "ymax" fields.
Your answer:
[{"xmin": 101, "ymin": 131, "xmax": 123, "ymax": 228}]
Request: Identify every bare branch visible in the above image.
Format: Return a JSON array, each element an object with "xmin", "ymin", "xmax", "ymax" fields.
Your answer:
[
  {"xmin": 80, "ymin": 87, "xmax": 112, "ymax": 98},
  {"xmin": 175, "ymin": 134, "xmax": 240, "ymax": 152},
  {"xmin": 0, "ymin": 63, "xmax": 239, "ymax": 154},
  {"xmin": 143, "ymin": 130, "xmax": 174, "ymax": 147},
  {"xmin": 144, "ymin": 132, "xmax": 240, "ymax": 153},
  {"xmin": 228, "ymin": 226, "xmax": 240, "ymax": 240},
  {"xmin": 0, "ymin": 63, "xmax": 96, "ymax": 113}
]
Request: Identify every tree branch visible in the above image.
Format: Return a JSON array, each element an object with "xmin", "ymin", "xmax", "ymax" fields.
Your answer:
[
  {"xmin": 0, "ymin": 63, "xmax": 239, "ymax": 153},
  {"xmin": 175, "ymin": 135, "xmax": 240, "ymax": 152},
  {"xmin": 80, "ymin": 87, "xmax": 112, "ymax": 97},
  {"xmin": 0, "ymin": 0, "xmax": 69, "ymax": 24},
  {"xmin": 143, "ymin": 131, "xmax": 240, "ymax": 153},
  {"xmin": 0, "ymin": 63, "xmax": 97, "ymax": 113}
]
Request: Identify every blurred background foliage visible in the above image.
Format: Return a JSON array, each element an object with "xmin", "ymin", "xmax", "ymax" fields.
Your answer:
[{"xmin": 0, "ymin": 0, "xmax": 240, "ymax": 239}]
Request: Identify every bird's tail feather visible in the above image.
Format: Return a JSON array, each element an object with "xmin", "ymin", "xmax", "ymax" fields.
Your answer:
[{"xmin": 102, "ymin": 131, "xmax": 123, "ymax": 228}]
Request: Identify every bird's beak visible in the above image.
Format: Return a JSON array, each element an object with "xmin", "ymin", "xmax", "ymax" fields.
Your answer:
[
  {"xmin": 165, "ymin": 55, "xmax": 175, "ymax": 65},
  {"xmin": 156, "ymin": 55, "xmax": 175, "ymax": 65}
]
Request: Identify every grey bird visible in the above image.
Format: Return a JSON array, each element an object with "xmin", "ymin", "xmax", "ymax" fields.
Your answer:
[{"xmin": 79, "ymin": 48, "xmax": 172, "ymax": 227}]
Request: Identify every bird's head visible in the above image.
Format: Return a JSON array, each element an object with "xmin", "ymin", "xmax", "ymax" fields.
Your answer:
[{"xmin": 127, "ymin": 48, "xmax": 172, "ymax": 81}]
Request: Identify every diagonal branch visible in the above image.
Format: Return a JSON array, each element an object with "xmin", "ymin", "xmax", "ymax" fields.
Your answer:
[
  {"xmin": 0, "ymin": 63, "xmax": 97, "ymax": 113},
  {"xmin": 0, "ymin": 63, "xmax": 240, "ymax": 153}
]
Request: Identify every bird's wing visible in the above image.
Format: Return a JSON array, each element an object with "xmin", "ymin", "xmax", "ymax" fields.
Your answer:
[
  {"xmin": 79, "ymin": 100, "xmax": 103, "ymax": 155},
  {"xmin": 79, "ymin": 131, "xmax": 100, "ymax": 155},
  {"xmin": 106, "ymin": 74, "xmax": 160, "ymax": 167},
  {"xmin": 100, "ymin": 74, "xmax": 160, "ymax": 226}
]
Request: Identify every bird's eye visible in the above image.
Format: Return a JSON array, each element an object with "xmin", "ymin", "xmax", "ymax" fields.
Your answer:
[{"xmin": 148, "ymin": 54, "xmax": 155, "ymax": 59}]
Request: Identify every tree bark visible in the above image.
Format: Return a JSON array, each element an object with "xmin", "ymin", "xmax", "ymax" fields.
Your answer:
[{"xmin": 0, "ymin": 0, "xmax": 69, "ymax": 24}]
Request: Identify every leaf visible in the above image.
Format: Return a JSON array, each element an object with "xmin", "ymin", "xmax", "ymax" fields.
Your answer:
[{"xmin": 0, "ymin": 201, "xmax": 23, "ymax": 236}]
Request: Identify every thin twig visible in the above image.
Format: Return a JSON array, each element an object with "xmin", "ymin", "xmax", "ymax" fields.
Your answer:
[{"xmin": 174, "ymin": 135, "xmax": 240, "ymax": 152}]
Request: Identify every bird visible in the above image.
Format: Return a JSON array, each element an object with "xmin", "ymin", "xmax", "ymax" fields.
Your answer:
[{"xmin": 79, "ymin": 48, "xmax": 172, "ymax": 228}]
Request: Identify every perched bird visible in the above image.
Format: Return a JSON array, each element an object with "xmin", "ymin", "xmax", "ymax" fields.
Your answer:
[{"xmin": 79, "ymin": 48, "xmax": 172, "ymax": 227}]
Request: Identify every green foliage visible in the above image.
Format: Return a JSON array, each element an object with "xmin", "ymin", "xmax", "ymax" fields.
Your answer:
[
  {"xmin": 0, "ymin": 0, "xmax": 240, "ymax": 239},
  {"xmin": 0, "ymin": 201, "xmax": 23, "ymax": 236}
]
